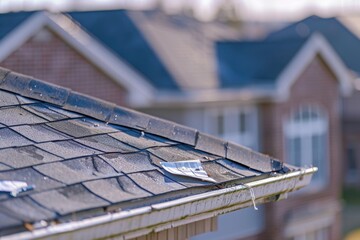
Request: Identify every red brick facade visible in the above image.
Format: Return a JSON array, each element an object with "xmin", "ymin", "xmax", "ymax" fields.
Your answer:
[
  {"xmin": 0, "ymin": 27, "xmax": 128, "ymax": 106},
  {"xmin": 260, "ymin": 55, "xmax": 342, "ymax": 240}
]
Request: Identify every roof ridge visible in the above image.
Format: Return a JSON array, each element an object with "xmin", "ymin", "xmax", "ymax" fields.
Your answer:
[{"xmin": 0, "ymin": 67, "xmax": 283, "ymax": 172}]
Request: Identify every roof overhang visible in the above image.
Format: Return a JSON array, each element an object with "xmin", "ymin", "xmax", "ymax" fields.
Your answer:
[
  {"xmin": 139, "ymin": 33, "xmax": 354, "ymax": 108},
  {"xmin": 0, "ymin": 11, "xmax": 155, "ymax": 106},
  {"xmin": 3, "ymin": 167, "xmax": 316, "ymax": 240},
  {"xmin": 275, "ymin": 33, "xmax": 353, "ymax": 101}
]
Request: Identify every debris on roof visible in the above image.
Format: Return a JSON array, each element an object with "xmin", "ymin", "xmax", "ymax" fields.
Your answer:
[
  {"xmin": 160, "ymin": 160, "xmax": 216, "ymax": 183},
  {"xmin": 0, "ymin": 67, "xmax": 316, "ymax": 240},
  {"xmin": 0, "ymin": 181, "xmax": 34, "ymax": 197}
]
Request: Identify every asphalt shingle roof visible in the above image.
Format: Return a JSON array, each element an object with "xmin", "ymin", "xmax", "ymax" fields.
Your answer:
[
  {"xmin": 216, "ymin": 39, "xmax": 306, "ymax": 88},
  {"xmin": 67, "ymin": 10, "xmax": 179, "ymax": 90},
  {"xmin": 266, "ymin": 15, "xmax": 360, "ymax": 76},
  {"xmin": 0, "ymin": 68, "xmax": 291, "ymax": 236}
]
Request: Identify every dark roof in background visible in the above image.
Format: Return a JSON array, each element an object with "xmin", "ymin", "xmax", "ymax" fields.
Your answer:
[
  {"xmin": 0, "ymin": 11, "xmax": 35, "ymax": 41},
  {"xmin": 127, "ymin": 10, "xmax": 242, "ymax": 90},
  {"xmin": 67, "ymin": 10, "xmax": 179, "ymax": 90},
  {"xmin": 216, "ymin": 39, "xmax": 306, "ymax": 88},
  {"xmin": 266, "ymin": 15, "xmax": 360, "ymax": 76},
  {"xmin": 0, "ymin": 68, "xmax": 291, "ymax": 236}
]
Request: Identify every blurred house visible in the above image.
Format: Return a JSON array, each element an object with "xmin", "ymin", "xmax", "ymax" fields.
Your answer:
[{"xmin": 0, "ymin": 10, "xmax": 358, "ymax": 240}]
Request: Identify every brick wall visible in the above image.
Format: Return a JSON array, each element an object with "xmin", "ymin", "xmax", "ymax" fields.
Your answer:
[
  {"xmin": 0, "ymin": 27, "xmax": 128, "ymax": 106},
  {"xmin": 260, "ymin": 55, "xmax": 342, "ymax": 240}
]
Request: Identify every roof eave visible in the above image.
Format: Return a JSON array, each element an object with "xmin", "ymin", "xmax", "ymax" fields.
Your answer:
[{"xmin": 3, "ymin": 167, "xmax": 317, "ymax": 240}]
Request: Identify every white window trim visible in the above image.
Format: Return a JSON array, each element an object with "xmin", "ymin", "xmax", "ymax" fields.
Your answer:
[{"xmin": 283, "ymin": 105, "xmax": 330, "ymax": 191}]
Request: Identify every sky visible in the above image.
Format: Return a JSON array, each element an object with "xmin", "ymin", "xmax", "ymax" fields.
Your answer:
[{"xmin": 0, "ymin": 0, "xmax": 359, "ymax": 21}]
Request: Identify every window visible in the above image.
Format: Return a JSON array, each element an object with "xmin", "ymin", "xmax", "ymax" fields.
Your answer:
[
  {"xmin": 284, "ymin": 105, "xmax": 328, "ymax": 187},
  {"xmin": 204, "ymin": 106, "xmax": 258, "ymax": 150}
]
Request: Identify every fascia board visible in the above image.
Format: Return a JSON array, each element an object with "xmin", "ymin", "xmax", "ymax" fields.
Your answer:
[
  {"xmin": 275, "ymin": 33, "xmax": 353, "ymax": 102},
  {"xmin": 3, "ymin": 167, "xmax": 317, "ymax": 240}
]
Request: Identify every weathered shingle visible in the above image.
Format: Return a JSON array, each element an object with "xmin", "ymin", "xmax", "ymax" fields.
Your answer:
[
  {"xmin": 0, "ymin": 146, "xmax": 61, "ymax": 168},
  {"xmin": 0, "ymin": 67, "xmax": 295, "ymax": 236},
  {"xmin": 35, "ymin": 156, "xmax": 119, "ymax": 184},
  {"xmin": 83, "ymin": 176, "xmax": 151, "ymax": 203},
  {"xmin": 128, "ymin": 170, "xmax": 185, "ymax": 195},
  {"xmin": 0, "ymin": 128, "xmax": 33, "ymax": 148},
  {"xmin": 36, "ymin": 140, "xmax": 101, "ymax": 159},
  {"xmin": 31, "ymin": 184, "xmax": 109, "ymax": 215},
  {"xmin": 100, "ymin": 151, "xmax": 158, "ymax": 174},
  {"xmin": 11, "ymin": 124, "xmax": 70, "ymax": 143},
  {"xmin": 0, "ymin": 106, "xmax": 46, "ymax": 126}
]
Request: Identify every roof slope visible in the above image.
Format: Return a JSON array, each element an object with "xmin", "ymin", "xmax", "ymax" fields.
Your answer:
[
  {"xmin": 216, "ymin": 39, "xmax": 306, "ymax": 88},
  {"xmin": 127, "ymin": 10, "xmax": 242, "ymax": 90},
  {"xmin": 0, "ymin": 68, "xmax": 315, "ymax": 239},
  {"xmin": 67, "ymin": 10, "xmax": 179, "ymax": 90},
  {"xmin": 266, "ymin": 15, "xmax": 360, "ymax": 76},
  {"xmin": 0, "ymin": 11, "xmax": 35, "ymax": 41}
]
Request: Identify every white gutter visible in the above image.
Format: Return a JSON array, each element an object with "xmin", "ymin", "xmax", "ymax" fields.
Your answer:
[{"xmin": 2, "ymin": 167, "xmax": 317, "ymax": 240}]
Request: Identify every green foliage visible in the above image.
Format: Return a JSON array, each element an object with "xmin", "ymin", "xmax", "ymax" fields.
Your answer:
[{"xmin": 343, "ymin": 187, "xmax": 360, "ymax": 204}]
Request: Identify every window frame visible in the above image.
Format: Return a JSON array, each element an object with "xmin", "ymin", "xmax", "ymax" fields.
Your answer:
[{"xmin": 283, "ymin": 105, "xmax": 329, "ymax": 191}]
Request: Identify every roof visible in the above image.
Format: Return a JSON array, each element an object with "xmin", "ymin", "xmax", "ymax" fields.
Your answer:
[
  {"xmin": 216, "ymin": 38, "xmax": 306, "ymax": 88},
  {"xmin": 266, "ymin": 15, "xmax": 360, "ymax": 76},
  {"xmin": 0, "ymin": 11, "xmax": 34, "ymax": 41},
  {"xmin": 0, "ymin": 68, "xmax": 315, "ymax": 239},
  {"xmin": 67, "ymin": 10, "xmax": 179, "ymax": 90}
]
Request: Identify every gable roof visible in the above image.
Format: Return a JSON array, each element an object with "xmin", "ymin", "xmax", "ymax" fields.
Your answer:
[
  {"xmin": 215, "ymin": 33, "xmax": 352, "ymax": 101},
  {"xmin": 266, "ymin": 15, "xmax": 360, "ymax": 76},
  {"xmin": 0, "ymin": 68, "xmax": 315, "ymax": 239},
  {"xmin": 0, "ymin": 11, "xmax": 155, "ymax": 106},
  {"xmin": 216, "ymin": 38, "xmax": 306, "ymax": 88},
  {"xmin": 67, "ymin": 10, "xmax": 179, "ymax": 90}
]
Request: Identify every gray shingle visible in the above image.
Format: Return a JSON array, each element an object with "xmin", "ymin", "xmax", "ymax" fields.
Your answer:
[
  {"xmin": 26, "ymin": 79, "xmax": 70, "ymax": 106},
  {"xmin": 11, "ymin": 124, "xmax": 70, "ymax": 143},
  {"xmin": 47, "ymin": 106, "xmax": 84, "ymax": 118},
  {"xmin": 0, "ymin": 163, "xmax": 11, "ymax": 171},
  {"xmin": 217, "ymin": 159, "xmax": 261, "ymax": 177},
  {"xmin": 37, "ymin": 140, "xmax": 101, "ymax": 159},
  {"xmin": 100, "ymin": 151, "xmax": 158, "ymax": 173},
  {"xmin": 128, "ymin": 170, "xmax": 185, "ymax": 194},
  {"xmin": 146, "ymin": 118, "xmax": 197, "ymax": 146},
  {"xmin": 16, "ymin": 95, "xmax": 38, "ymax": 105},
  {"xmin": 83, "ymin": 176, "xmax": 151, "ymax": 203},
  {"xmin": 0, "ymin": 196, "xmax": 56, "ymax": 222},
  {"xmin": 22, "ymin": 104, "xmax": 68, "ymax": 121},
  {"xmin": 0, "ymin": 106, "xmax": 46, "ymax": 126},
  {"xmin": 31, "ymin": 184, "xmax": 109, "ymax": 215},
  {"xmin": 0, "ymin": 128, "xmax": 33, "ymax": 148},
  {"xmin": 46, "ymin": 118, "xmax": 116, "ymax": 138},
  {"xmin": 195, "ymin": 133, "xmax": 226, "ymax": 158},
  {"xmin": 147, "ymin": 145, "xmax": 203, "ymax": 162},
  {"xmin": 226, "ymin": 142, "xmax": 281, "ymax": 172},
  {"xmin": 63, "ymin": 92, "xmax": 114, "ymax": 122},
  {"xmin": 75, "ymin": 134, "xmax": 137, "ymax": 153},
  {"xmin": 35, "ymin": 156, "xmax": 119, "ymax": 184},
  {"xmin": 0, "ymin": 146, "xmax": 61, "ymax": 168},
  {"xmin": 109, "ymin": 130, "xmax": 177, "ymax": 150},
  {"xmin": 0, "ymin": 211, "xmax": 21, "ymax": 230},
  {"xmin": 0, "ymin": 91, "xmax": 19, "ymax": 107},
  {"xmin": 0, "ymin": 168, "xmax": 64, "ymax": 192},
  {"xmin": 202, "ymin": 162, "xmax": 242, "ymax": 183}
]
